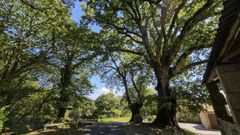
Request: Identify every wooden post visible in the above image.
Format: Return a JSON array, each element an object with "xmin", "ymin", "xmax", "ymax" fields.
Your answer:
[
  {"xmin": 206, "ymin": 81, "xmax": 233, "ymax": 135},
  {"xmin": 206, "ymin": 82, "xmax": 232, "ymax": 121}
]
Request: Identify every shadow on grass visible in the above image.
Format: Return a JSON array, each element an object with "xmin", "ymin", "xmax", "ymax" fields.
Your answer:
[
  {"xmin": 40, "ymin": 127, "xmax": 92, "ymax": 135},
  {"xmin": 2, "ymin": 122, "xmax": 93, "ymax": 135},
  {"xmin": 2, "ymin": 124, "xmax": 43, "ymax": 135}
]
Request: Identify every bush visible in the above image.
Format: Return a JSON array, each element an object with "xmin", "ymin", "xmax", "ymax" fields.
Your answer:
[
  {"xmin": 143, "ymin": 115, "xmax": 156, "ymax": 122},
  {"xmin": 0, "ymin": 107, "xmax": 7, "ymax": 131},
  {"xmin": 177, "ymin": 110, "xmax": 201, "ymax": 123}
]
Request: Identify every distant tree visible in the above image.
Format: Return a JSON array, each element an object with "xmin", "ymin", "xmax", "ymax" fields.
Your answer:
[
  {"xmin": 69, "ymin": 96, "xmax": 96, "ymax": 121},
  {"xmin": 94, "ymin": 93, "xmax": 122, "ymax": 118},
  {"xmin": 96, "ymin": 52, "xmax": 154, "ymax": 122},
  {"xmin": 125, "ymin": 86, "xmax": 156, "ymax": 122}
]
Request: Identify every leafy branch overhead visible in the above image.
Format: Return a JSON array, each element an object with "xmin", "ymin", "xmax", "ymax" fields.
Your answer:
[
  {"xmin": 0, "ymin": 0, "xmax": 224, "ymax": 130},
  {"xmin": 82, "ymin": 0, "xmax": 221, "ymax": 76}
]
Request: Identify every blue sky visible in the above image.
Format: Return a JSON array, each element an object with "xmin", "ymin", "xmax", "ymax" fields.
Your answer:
[
  {"xmin": 70, "ymin": 1, "xmax": 83, "ymax": 22},
  {"xmin": 71, "ymin": 1, "xmax": 101, "ymax": 32},
  {"xmin": 70, "ymin": 1, "xmax": 121, "ymax": 99}
]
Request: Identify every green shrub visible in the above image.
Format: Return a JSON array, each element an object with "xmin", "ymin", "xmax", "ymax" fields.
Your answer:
[{"xmin": 0, "ymin": 107, "xmax": 7, "ymax": 131}]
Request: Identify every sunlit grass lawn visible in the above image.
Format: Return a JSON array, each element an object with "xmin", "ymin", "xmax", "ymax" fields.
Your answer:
[{"xmin": 98, "ymin": 117, "xmax": 130, "ymax": 122}]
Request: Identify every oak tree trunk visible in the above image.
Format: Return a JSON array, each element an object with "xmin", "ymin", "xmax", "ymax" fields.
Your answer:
[
  {"xmin": 129, "ymin": 103, "xmax": 143, "ymax": 122},
  {"xmin": 152, "ymin": 69, "xmax": 179, "ymax": 128},
  {"xmin": 153, "ymin": 94, "xmax": 178, "ymax": 128},
  {"xmin": 57, "ymin": 89, "xmax": 68, "ymax": 120},
  {"xmin": 57, "ymin": 66, "xmax": 71, "ymax": 121}
]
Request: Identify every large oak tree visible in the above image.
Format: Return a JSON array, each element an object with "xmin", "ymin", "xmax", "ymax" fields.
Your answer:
[{"xmin": 82, "ymin": 0, "xmax": 222, "ymax": 127}]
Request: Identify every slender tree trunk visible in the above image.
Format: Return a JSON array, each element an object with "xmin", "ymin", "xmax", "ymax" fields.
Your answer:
[
  {"xmin": 122, "ymin": 76, "xmax": 144, "ymax": 123},
  {"xmin": 152, "ymin": 68, "xmax": 178, "ymax": 128}
]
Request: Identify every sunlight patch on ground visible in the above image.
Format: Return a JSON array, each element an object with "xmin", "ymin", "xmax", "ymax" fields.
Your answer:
[{"xmin": 98, "ymin": 117, "xmax": 130, "ymax": 122}]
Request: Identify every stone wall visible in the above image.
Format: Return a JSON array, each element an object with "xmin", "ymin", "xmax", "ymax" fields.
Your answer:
[
  {"xmin": 217, "ymin": 63, "xmax": 240, "ymax": 124},
  {"xmin": 217, "ymin": 119, "xmax": 240, "ymax": 135}
]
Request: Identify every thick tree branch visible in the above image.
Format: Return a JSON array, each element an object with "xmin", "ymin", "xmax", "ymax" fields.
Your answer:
[
  {"xmin": 111, "ymin": 23, "xmax": 142, "ymax": 38},
  {"xmin": 110, "ymin": 56, "xmax": 133, "ymax": 105},
  {"xmin": 126, "ymin": 2, "xmax": 155, "ymax": 61},
  {"xmin": 72, "ymin": 51, "xmax": 106, "ymax": 69},
  {"xmin": 111, "ymin": 56, "xmax": 124, "ymax": 77},
  {"xmin": 119, "ymin": 48, "xmax": 144, "ymax": 56},
  {"xmin": 134, "ymin": 1, "xmax": 141, "ymax": 22},
  {"xmin": 160, "ymin": 2, "xmax": 168, "ymax": 43},
  {"xmin": 19, "ymin": 0, "xmax": 46, "ymax": 12},
  {"xmin": 122, "ymin": 32, "xmax": 143, "ymax": 44},
  {"xmin": 172, "ymin": 60, "xmax": 208, "ymax": 76},
  {"xmin": 130, "ymin": 71, "xmax": 142, "ymax": 101},
  {"xmin": 110, "ymin": 1, "xmax": 155, "ymax": 65},
  {"xmin": 145, "ymin": 0, "xmax": 162, "ymax": 5},
  {"xmin": 106, "ymin": 22, "xmax": 143, "ymax": 44},
  {"xmin": 168, "ymin": 0, "xmax": 187, "ymax": 37},
  {"xmin": 126, "ymin": 1, "xmax": 141, "ymax": 23},
  {"xmin": 172, "ymin": 45, "xmax": 209, "ymax": 73},
  {"xmin": 149, "ymin": 3, "xmax": 163, "ymax": 58},
  {"xmin": 183, "ymin": 60, "xmax": 208, "ymax": 71},
  {"xmin": 172, "ymin": 0, "xmax": 214, "ymax": 56}
]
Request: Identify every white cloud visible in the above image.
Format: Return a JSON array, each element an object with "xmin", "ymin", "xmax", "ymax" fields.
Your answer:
[{"xmin": 100, "ymin": 87, "xmax": 111, "ymax": 94}]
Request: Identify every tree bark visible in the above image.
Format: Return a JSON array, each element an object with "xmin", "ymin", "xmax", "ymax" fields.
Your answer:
[
  {"xmin": 57, "ymin": 89, "xmax": 68, "ymax": 120},
  {"xmin": 152, "ymin": 68, "xmax": 179, "ymax": 128},
  {"xmin": 153, "ymin": 95, "xmax": 178, "ymax": 128},
  {"xmin": 129, "ymin": 102, "xmax": 143, "ymax": 122},
  {"xmin": 57, "ymin": 64, "xmax": 72, "ymax": 120}
]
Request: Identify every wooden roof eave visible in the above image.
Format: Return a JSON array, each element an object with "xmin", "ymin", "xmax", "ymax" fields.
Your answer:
[{"xmin": 203, "ymin": 0, "xmax": 240, "ymax": 84}]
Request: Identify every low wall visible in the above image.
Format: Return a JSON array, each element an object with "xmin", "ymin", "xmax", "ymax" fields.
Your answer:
[{"xmin": 217, "ymin": 119, "xmax": 240, "ymax": 135}]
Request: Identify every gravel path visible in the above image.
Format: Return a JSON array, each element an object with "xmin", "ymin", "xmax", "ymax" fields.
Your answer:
[
  {"xmin": 89, "ymin": 122, "xmax": 128, "ymax": 135},
  {"xmin": 26, "ymin": 122, "xmax": 220, "ymax": 135},
  {"xmin": 179, "ymin": 122, "xmax": 221, "ymax": 135}
]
